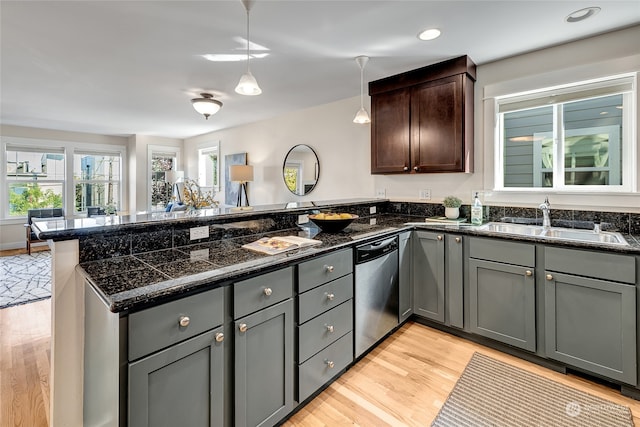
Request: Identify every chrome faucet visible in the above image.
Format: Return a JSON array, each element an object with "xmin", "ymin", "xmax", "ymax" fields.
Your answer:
[{"xmin": 538, "ymin": 196, "xmax": 551, "ymax": 228}]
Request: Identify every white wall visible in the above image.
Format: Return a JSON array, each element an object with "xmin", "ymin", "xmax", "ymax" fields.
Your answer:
[{"xmin": 185, "ymin": 96, "xmax": 373, "ymax": 206}]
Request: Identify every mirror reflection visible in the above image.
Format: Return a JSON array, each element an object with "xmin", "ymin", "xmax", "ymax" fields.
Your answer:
[{"xmin": 283, "ymin": 144, "xmax": 319, "ymax": 196}]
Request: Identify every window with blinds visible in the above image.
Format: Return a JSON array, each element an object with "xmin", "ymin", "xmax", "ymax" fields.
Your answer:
[{"xmin": 495, "ymin": 74, "xmax": 636, "ymax": 192}]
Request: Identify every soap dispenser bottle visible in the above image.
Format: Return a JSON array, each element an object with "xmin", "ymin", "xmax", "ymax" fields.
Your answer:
[{"xmin": 471, "ymin": 192, "xmax": 483, "ymax": 225}]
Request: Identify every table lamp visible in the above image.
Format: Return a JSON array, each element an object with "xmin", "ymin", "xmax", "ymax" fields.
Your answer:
[{"xmin": 230, "ymin": 165, "xmax": 253, "ymax": 209}]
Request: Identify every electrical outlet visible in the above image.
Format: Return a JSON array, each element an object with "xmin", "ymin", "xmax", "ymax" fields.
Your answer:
[
  {"xmin": 419, "ymin": 189, "xmax": 431, "ymax": 200},
  {"xmin": 369, "ymin": 206, "xmax": 377, "ymax": 214},
  {"xmin": 375, "ymin": 188, "xmax": 386, "ymax": 198},
  {"xmin": 298, "ymin": 214, "xmax": 309, "ymax": 224},
  {"xmin": 190, "ymin": 249, "xmax": 209, "ymax": 261},
  {"xmin": 190, "ymin": 226, "xmax": 209, "ymax": 241},
  {"xmin": 369, "ymin": 217, "xmax": 377, "ymax": 225}
]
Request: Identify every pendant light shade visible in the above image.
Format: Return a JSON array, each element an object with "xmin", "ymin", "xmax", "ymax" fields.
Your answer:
[
  {"xmin": 353, "ymin": 55, "xmax": 371, "ymax": 124},
  {"xmin": 235, "ymin": 0, "xmax": 262, "ymax": 96},
  {"xmin": 191, "ymin": 93, "xmax": 222, "ymax": 120}
]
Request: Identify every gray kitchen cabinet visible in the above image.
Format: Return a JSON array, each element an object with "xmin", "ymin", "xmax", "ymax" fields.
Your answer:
[
  {"xmin": 468, "ymin": 238, "xmax": 536, "ymax": 352},
  {"xmin": 413, "ymin": 231, "xmax": 464, "ymax": 327},
  {"xmin": 297, "ymin": 249, "xmax": 354, "ymax": 403},
  {"xmin": 129, "ymin": 327, "xmax": 225, "ymax": 427},
  {"xmin": 398, "ymin": 231, "xmax": 413, "ymax": 323},
  {"xmin": 413, "ymin": 231, "xmax": 445, "ymax": 322},
  {"xmin": 544, "ymin": 247, "xmax": 637, "ymax": 385},
  {"xmin": 234, "ymin": 298, "xmax": 294, "ymax": 427}
]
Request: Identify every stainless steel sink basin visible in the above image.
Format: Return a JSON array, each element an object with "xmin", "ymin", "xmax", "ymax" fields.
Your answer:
[
  {"xmin": 479, "ymin": 223, "xmax": 545, "ymax": 236},
  {"xmin": 543, "ymin": 228, "xmax": 628, "ymax": 245},
  {"xmin": 478, "ymin": 222, "xmax": 628, "ymax": 245}
]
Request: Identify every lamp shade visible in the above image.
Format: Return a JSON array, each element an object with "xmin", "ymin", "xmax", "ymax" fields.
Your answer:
[
  {"xmin": 230, "ymin": 165, "xmax": 254, "ymax": 182},
  {"xmin": 235, "ymin": 72, "xmax": 262, "ymax": 96},
  {"xmin": 165, "ymin": 170, "xmax": 184, "ymax": 183},
  {"xmin": 191, "ymin": 93, "xmax": 223, "ymax": 119},
  {"xmin": 353, "ymin": 107, "xmax": 371, "ymax": 124}
]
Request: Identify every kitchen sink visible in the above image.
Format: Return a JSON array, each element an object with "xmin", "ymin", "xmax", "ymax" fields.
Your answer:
[{"xmin": 478, "ymin": 222, "xmax": 628, "ymax": 246}]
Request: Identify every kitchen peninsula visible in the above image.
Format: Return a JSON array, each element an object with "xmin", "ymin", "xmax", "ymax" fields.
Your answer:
[{"xmin": 34, "ymin": 198, "xmax": 640, "ymax": 426}]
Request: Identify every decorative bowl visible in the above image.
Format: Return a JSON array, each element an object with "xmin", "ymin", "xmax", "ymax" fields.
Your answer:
[{"xmin": 308, "ymin": 213, "xmax": 359, "ymax": 233}]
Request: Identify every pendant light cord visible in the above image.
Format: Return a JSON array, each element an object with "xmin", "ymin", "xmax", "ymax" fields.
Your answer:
[
  {"xmin": 360, "ymin": 64, "xmax": 365, "ymax": 109},
  {"xmin": 245, "ymin": 8, "xmax": 251, "ymax": 74}
]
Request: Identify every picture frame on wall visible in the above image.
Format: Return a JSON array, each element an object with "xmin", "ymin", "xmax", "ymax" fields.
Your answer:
[{"xmin": 224, "ymin": 152, "xmax": 247, "ymax": 206}]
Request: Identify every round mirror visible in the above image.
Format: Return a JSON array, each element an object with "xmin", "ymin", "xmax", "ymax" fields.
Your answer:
[{"xmin": 283, "ymin": 144, "xmax": 319, "ymax": 196}]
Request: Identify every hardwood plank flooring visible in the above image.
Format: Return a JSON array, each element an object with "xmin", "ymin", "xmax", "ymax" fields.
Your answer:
[{"xmin": 3, "ymin": 295, "xmax": 640, "ymax": 426}]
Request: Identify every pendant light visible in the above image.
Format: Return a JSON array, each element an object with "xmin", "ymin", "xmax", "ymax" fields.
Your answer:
[
  {"xmin": 353, "ymin": 55, "xmax": 371, "ymax": 124},
  {"xmin": 191, "ymin": 93, "xmax": 222, "ymax": 120},
  {"xmin": 235, "ymin": 0, "xmax": 262, "ymax": 96}
]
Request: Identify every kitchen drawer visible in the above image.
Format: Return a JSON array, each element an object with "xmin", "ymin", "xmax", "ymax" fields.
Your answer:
[
  {"xmin": 129, "ymin": 286, "xmax": 223, "ymax": 361},
  {"xmin": 545, "ymin": 246, "xmax": 635, "ymax": 284},
  {"xmin": 298, "ymin": 274, "xmax": 353, "ymax": 324},
  {"xmin": 298, "ymin": 331, "xmax": 353, "ymax": 402},
  {"xmin": 234, "ymin": 267, "xmax": 293, "ymax": 319},
  {"xmin": 469, "ymin": 237, "xmax": 535, "ymax": 267},
  {"xmin": 298, "ymin": 301, "xmax": 353, "ymax": 363},
  {"xmin": 298, "ymin": 248, "xmax": 353, "ymax": 293}
]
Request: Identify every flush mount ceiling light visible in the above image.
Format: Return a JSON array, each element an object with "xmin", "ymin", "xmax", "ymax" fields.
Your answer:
[
  {"xmin": 418, "ymin": 28, "xmax": 441, "ymax": 41},
  {"xmin": 235, "ymin": 0, "xmax": 262, "ymax": 96},
  {"xmin": 353, "ymin": 55, "xmax": 371, "ymax": 124},
  {"xmin": 191, "ymin": 93, "xmax": 222, "ymax": 120},
  {"xmin": 566, "ymin": 6, "xmax": 601, "ymax": 23}
]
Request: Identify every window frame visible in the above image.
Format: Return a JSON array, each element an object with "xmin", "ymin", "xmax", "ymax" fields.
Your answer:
[
  {"xmin": 493, "ymin": 73, "xmax": 637, "ymax": 194},
  {"xmin": 73, "ymin": 150, "xmax": 124, "ymax": 214},
  {"xmin": 148, "ymin": 145, "xmax": 181, "ymax": 212},
  {"xmin": 198, "ymin": 141, "xmax": 220, "ymax": 192}
]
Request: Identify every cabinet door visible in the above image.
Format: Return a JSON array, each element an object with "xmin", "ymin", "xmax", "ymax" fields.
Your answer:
[
  {"xmin": 411, "ymin": 75, "xmax": 464, "ymax": 172},
  {"xmin": 469, "ymin": 259, "xmax": 536, "ymax": 352},
  {"xmin": 399, "ymin": 231, "xmax": 413, "ymax": 323},
  {"xmin": 235, "ymin": 299, "xmax": 294, "ymax": 427},
  {"xmin": 128, "ymin": 327, "xmax": 225, "ymax": 427},
  {"xmin": 413, "ymin": 231, "xmax": 445, "ymax": 322},
  {"xmin": 371, "ymin": 88, "xmax": 411, "ymax": 174},
  {"xmin": 446, "ymin": 234, "xmax": 464, "ymax": 329},
  {"xmin": 545, "ymin": 272, "xmax": 636, "ymax": 385}
]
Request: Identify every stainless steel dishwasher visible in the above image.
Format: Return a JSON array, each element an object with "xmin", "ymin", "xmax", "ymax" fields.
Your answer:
[{"xmin": 354, "ymin": 235, "xmax": 399, "ymax": 358}]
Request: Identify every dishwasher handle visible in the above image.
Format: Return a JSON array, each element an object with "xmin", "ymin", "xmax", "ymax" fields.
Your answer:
[{"xmin": 356, "ymin": 236, "xmax": 398, "ymax": 264}]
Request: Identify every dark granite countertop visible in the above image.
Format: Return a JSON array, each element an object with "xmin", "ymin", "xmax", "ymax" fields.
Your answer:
[{"xmin": 78, "ymin": 214, "xmax": 640, "ymax": 314}]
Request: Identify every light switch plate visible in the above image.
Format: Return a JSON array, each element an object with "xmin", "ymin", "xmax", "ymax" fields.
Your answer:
[
  {"xmin": 190, "ymin": 226, "xmax": 209, "ymax": 240},
  {"xmin": 419, "ymin": 189, "xmax": 431, "ymax": 200},
  {"xmin": 375, "ymin": 188, "xmax": 386, "ymax": 198},
  {"xmin": 370, "ymin": 217, "xmax": 377, "ymax": 225},
  {"xmin": 370, "ymin": 206, "xmax": 377, "ymax": 214}
]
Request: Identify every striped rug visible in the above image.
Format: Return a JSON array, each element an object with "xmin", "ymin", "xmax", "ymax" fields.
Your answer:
[
  {"xmin": 432, "ymin": 352, "xmax": 633, "ymax": 427},
  {"xmin": 0, "ymin": 251, "xmax": 51, "ymax": 309}
]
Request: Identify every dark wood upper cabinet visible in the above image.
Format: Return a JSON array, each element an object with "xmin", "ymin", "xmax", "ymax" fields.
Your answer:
[{"xmin": 369, "ymin": 56, "xmax": 476, "ymax": 174}]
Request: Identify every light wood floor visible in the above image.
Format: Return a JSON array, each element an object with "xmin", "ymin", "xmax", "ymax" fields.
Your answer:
[{"xmin": 3, "ymin": 297, "xmax": 640, "ymax": 426}]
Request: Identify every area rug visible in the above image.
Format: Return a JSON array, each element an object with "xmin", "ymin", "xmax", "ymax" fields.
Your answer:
[
  {"xmin": 432, "ymin": 352, "xmax": 634, "ymax": 427},
  {"xmin": 0, "ymin": 251, "xmax": 51, "ymax": 309}
]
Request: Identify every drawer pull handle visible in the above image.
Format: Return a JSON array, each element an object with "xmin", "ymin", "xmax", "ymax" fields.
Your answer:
[
  {"xmin": 263, "ymin": 287, "xmax": 273, "ymax": 296},
  {"xmin": 437, "ymin": 235, "xmax": 443, "ymax": 241},
  {"xmin": 215, "ymin": 333, "xmax": 224, "ymax": 343},
  {"xmin": 413, "ymin": 166, "xmax": 419, "ymax": 172},
  {"xmin": 403, "ymin": 166, "xmax": 409, "ymax": 171},
  {"xmin": 326, "ymin": 360, "xmax": 335, "ymax": 369},
  {"xmin": 238, "ymin": 323, "xmax": 248, "ymax": 333},
  {"xmin": 325, "ymin": 265, "xmax": 335, "ymax": 273},
  {"xmin": 326, "ymin": 293, "xmax": 335, "ymax": 301},
  {"xmin": 179, "ymin": 316, "xmax": 190, "ymax": 327},
  {"xmin": 455, "ymin": 237, "xmax": 461, "ymax": 243},
  {"xmin": 546, "ymin": 274, "xmax": 553, "ymax": 281},
  {"xmin": 525, "ymin": 270, "xmax": 533, "ymax": 277},
  {"xmin": 326, "ymin": 325, "xmax": 334, "ymax": 333}
]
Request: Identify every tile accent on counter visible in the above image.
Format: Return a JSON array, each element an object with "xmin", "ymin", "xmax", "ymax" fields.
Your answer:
[
  {"xmin": 631, "ymin": 214, "xmax": 640, "ymax": 235},
  {"xmin": 131, "ymin": 229, "xmax": 173, "ymax": 254},
  {"xmin": 79, "ymin": 233, "xmax": 132, "ymax": 263}
]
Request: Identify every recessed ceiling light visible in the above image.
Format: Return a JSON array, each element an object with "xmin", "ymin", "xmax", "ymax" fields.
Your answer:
[
  {"xmin": 418, "ymin": 28, "xmax": 441, "ymax": 41},
  {"xmin": 566, "ymin": 7, "xmax": 601, "ymax": 23}
]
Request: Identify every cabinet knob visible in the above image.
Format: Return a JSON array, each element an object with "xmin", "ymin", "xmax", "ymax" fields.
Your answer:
[
  {"xmin": 325, "ymin": 265, "xmax": 334, "ymax": 273},
  {"xmin": 325, "ymin": 360, "xmax": 335, "ymax": 369},
  {"xmin": 403, "ymin": 166, "xmax": 409, "ymax": 171},
  {"xmin": 413, "ymin": 166, "xmax": 419, "ymax": 172},
  {"xmin": 455, "ymin": 237, "xmax": 461, "ymax": 243},
  {"xmin": 437, "ymin": 235, "xmax": 443, "ymax": 241},
  {"xmin": 326, "ymin": 325, "xmax": 334, "ymax": 333},
  {"xmin": 525, "ymin": 270, "xmax": 533, "ymax": 277},
  {"xmin": 179, "ymin": 316, "xmax": 190, "ymax": 327},
  {"xmin": 263, "ymin": 287, "xmax": 272, "ymax": 296},
  {"xmin": 546, "ymin": 274, "xmax": 553, "ymax": 281},
  {"xmin": 326, "ymin": 293, "xmax": 335, "ymax": 301},
  {"xmin": 215, "ymin": 332, "xmax": 224, "ymax": 343},
  {"xmin": 238, "ymin": 323, "xmax": 248, "ymax": 333}
]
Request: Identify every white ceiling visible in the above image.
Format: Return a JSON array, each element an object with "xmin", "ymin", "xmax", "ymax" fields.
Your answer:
[{"xmin": 1, "ymin": 1, "xmax": 639, "ymax": 139}]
